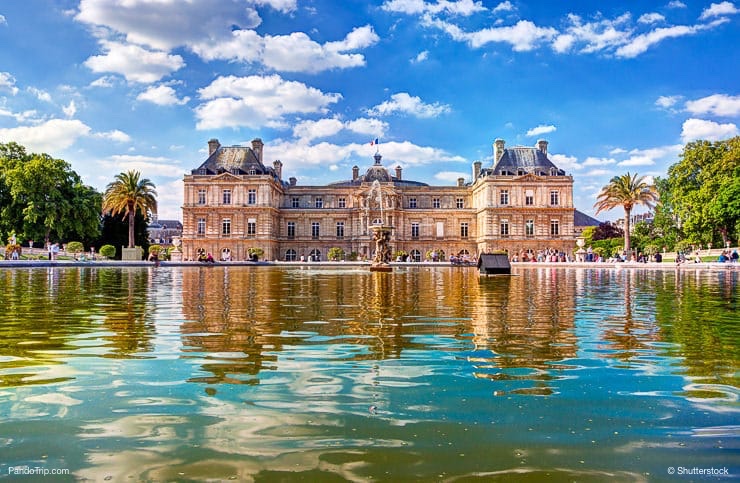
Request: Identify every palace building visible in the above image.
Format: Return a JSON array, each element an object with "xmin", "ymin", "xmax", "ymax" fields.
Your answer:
[{"xmin": 180, "ymin": 137, "xmax": 589, "ymax": 262}]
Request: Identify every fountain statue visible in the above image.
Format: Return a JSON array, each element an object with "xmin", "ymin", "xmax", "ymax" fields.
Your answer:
[{"xmin": 367, "ymin": 180, "xmax": 393, "ymax": 272}]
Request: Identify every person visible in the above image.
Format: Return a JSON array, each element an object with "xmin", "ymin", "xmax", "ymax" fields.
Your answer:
[
  {"xmin": 694, "ymin": 251, "xmax": 702, "ymax": 263},
  {"xmin": 731, "ymin": 249, "xmax": 739, "ymax": 263},
  {"xmin": 654, "ymin": 252, "xmax": 662, "ymax": 263},
  {"xmin": 205, "ymin": 252, "xmax": 215, "ymax": 263},
  {"xmin": 717, "ymin": 251, "xmax": 728, "ymax": 263},
  {"xmin": 51, "ymin": 242, "xmax": 60, "ymax": 261}
]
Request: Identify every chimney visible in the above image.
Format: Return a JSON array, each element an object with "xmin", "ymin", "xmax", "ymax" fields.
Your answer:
[
  {"xmin": 251, "ymin": 138, "xmax": 264, "ymax": 163},
  {"xmin": 273, "ymin": 160, "xmax": 282, "ymax": 180},
  {"xmin": 289, "ymin": 177, "xmax": 297, "ymax": 186},
  {"xmin": 208, "ymin": 138, "xmax": 220, "ymax": 156},
  {"xmin": 457, "ymin": 177, "xmax": 465, "ymax": 187},
  {"xmin": 493, "ymin": 138, "xmax": 505, "ymax": 162},
  {"xmin": 352, "ymin": 165, "xmax": 359, "ymax": 181},
  {"xmin": 473, "ymin": 161, "xmax": 482, "ymax": 180},
  {"xmin": 395, "ymin": 165, "xmax": 402, "ymax": 180},
  {"xmin": 537, "ymin": 139, "xmax": 548, "ymax": 156}
]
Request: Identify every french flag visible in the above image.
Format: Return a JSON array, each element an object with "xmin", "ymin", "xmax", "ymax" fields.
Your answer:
[{"xmin": 370, "ymin": 138, "xmax": 379, "ymax": 146}]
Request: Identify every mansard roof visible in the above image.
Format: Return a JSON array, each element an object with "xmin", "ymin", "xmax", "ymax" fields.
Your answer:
[
  {"xmin": 192, "ymin": 145, "xmax": 278, "ymax": 178},
  {"xmin": 491, "ymin": 146, "xmax": 565, "ymax": 176},
  {"xmin": 574, "ymin": 210, "xmax": 601, "ymax": 227}
]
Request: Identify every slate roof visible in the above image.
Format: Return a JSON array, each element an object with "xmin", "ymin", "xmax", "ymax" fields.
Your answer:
[
  {"xmin": 574, "ymin": 210, "xmax": 601, "ymax": 227},
  {"xmin": 489, "ymin": 146, "xmax": 565, "ymax": 176},
  {"xmin": 192, "ymin": 145, "xmax": 279, "ymax": 179},
  {"xmin": 328, "ymin": 153, "xmax": 429, "ymax": 187}
]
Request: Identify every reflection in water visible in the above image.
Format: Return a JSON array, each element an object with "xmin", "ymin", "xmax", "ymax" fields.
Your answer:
[{"xmin": 0, "ymin": 266, "xmax": 737, "ymax": 481}]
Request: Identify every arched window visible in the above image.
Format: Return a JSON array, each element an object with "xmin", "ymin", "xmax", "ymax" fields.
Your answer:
[
  {"xmin": 410, "ymin": 249, "xmax": 422, "ymax": 262},
  {"xmin": 285, "ymin": 249, "xmax": 297, "ymax": 261},
  {"xmin": 309, "ymin": 249, "xmax": 321, "ymax": 261}
]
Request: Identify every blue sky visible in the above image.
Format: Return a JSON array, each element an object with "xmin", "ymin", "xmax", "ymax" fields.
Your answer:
[{"xmin": 1, "ymin": 0, "xmax": 738, "ymax": 220}]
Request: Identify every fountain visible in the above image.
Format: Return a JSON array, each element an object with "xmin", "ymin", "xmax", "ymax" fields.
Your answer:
[{"xmin": 367, "ymin": 180, "xmax": 393, "ymax": 272}]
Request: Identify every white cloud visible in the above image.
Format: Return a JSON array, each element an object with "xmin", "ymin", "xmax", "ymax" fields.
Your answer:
[
  {"xmin": 699, "ymin": 1, "xmax": 739, "ymax": 20},
  {"xmin": 434, "ymin": 171, "xmax": 468, "ymax": 183},
  {"xmin": 655, "ymin": 95, "xmax": 682, "ymax": 109},
  {"xmin": 685, "ymin": 94, "xmax": 740, "ymax": 116},
  {"xmin": 668, "ymin": 1, "xmax": 687, "ymax": 8},
  {"xmin": 638, "ymin": 13, "xmax": 665, "ymax": 24},
  {"xmin": 411, "ymin": 50, "xmax": 429, "ymax": 63},
  {"xmin": 191, "ymin": 25, "xmax": 378, "ymax": 74},
  {"xmin": 0, "ymin": 119, "xmax": 91, "ymax": 153},
  {"xmin": 102, "ymin": 154, "xmax": 184, "ymax": 177},
  {"xmin": 584, "ymin": 168, "xmax": 611, "ymax": 176},
  {"xmin": 195, "ymin": 74, "xmax": 342, "ymax": 130},
  {"xmin": 0, "ymin": 14, "xmax": 6, "ymax": 25},
  {"xmin": 382, "ymin": 0, "xmax": 487, "ymax": 16},
  {"xmin": 28, "ymin": 87, "xmax": 52, "ymax": 102},
  {"xmin": 293, "ymin": 118, "xmax": 344, "ymax": 142},
  {"xmin": 554, "ymin": 13, "xmax": 632, "ymax": 54},
  {"xmin": 345, "ymin": 117, "xmax": 389, "ymax": 137},
  {"xmin": 681, "ymin": 118, "xmax": 739, "ymax": 142},
  {"xmin": 525, "ymin": 124, "xmax": 556, "ymax": 136},
  {"xmin": 84, "ymin": 40, "xmax": 184, "ymax": 83},
  {"xmin": 62, "ymin": 100, "xmax": 77, "ymax": 118},
  {"xmin": 549, "ymin": 153, "xmax": 581, "ymax": 171},
  {"xmin": 89, "ymin": 76, "xmax": 117, "ymax": 88},
  {"xmin": 0, "ymin": 71, "xmax": 19, "ymax": 95},
  {"xmin": 609, "ymin": 147, "xmax": 627, "ymax": 155},
  {"xmin": 367, "ymin": 92, "xmax": 451, "ymax": 118},
  {"xmin": 154, "ymin": 178, "xmax": 185, "ymax": 219},
  {"xmin": 427, "ymin": 16, "xmax": 558, "ymax": 51},
  {"xmin": 492, "ymin": 1, "xmax": 515, "ymax": 14},
  {"xmin": 617, "ymin": 155, "xmax": 654, "ymax": 167},
  {"xmin": 136, "ymin": 84, "xmax": 190, "ymax": 106},
  {"xmin": 95, "ymin": 129, "xmax": 131, "ymax": 143},
  {"xmin": 615, "ymin": 24, "xmax": 703, "ymax": 58},
  {"xmin": 583, "ymin": 157, "xmax": 616, "ymax": 166}
]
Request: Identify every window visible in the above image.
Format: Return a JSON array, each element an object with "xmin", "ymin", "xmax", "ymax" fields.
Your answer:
[
  {"xmin": 525, "ymin": 219, "xmax": 534, "ymax": 236},
  {"xmin": 433, "ymin": 197, "xmax": 441, "ymax": 209},
  {"xmin": 550, "ymin": 220, "xmax": 560, "ymax": 236},
  {"xmin": 247, "ymin": 219, "xmax": 256, "ymax": 236},
  {"xmin": 248, "ymin": 189, "xmax": 256, "ymax": 204},
  {"xmin": 222, "ymin": 218, "xmax": 231, "ymax": 236},
  {"xmin": 315, "ymin": 197, "xmax": 323, "ymax": 208},
  {"xmin": 291, "ymin": 197, "xmax": 299, "ymax": 208},
  {"xmin": 500, "ymin": 220, "xmax": 509, "ymax": 236},
  {"xmin": 338, "ymin": 197, "xmax": 346, "ymax": 208},
  {"xmin": 460, "ymin": 222, "xmax": 469, "ymax": 238},
  {"xmin": 550, "ymin": 190, "xmax": 559, "ymax": 206},
  {"xmin": 248, "ymin": 168, "xmax": 256, "ymax": 175},
  {"xmin": 411, "ymin": 222, "xmax": 420, "ymax": 238},
  {"xmin": 336, "ymin": 221, "xmax": 345, "ymax": 238},
  {"xmin": 409, "ymin": 198, "xmax": 417, "ymax": 209},
  {"xmin": 525, "ymin": 189, "xmax": 534, "ymax": 206},
  {"xmin": 197, "ymin": 217, "xmax": 206, "ymax": 235},
  {"xmin": 285, "ymin": 249, "xmax": 297, "ymax": 261},
  {"xmin": 456, "ymin": 198, "xmax": 464, "ymax": 209},
  {"xmin": 222, "ymin": 189, "xmax": 232, "ymax": 205},
  {"xmin": 311, "ymin": 221, "xmax": 320, "ymax": 239},
  {"xmin": 287, "ymin": 222, "xmax": 295, "ymax": 239},
  {"xmin": 197, "ymin": 189, "xmax": 206, "ymax": 205},
  {"xmin": 500, "ymin": 190, "xmax": 509, "ymax": 205}
]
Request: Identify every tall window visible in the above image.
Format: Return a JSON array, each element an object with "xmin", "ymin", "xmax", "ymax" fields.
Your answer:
[
  {"xmin": 500, "ymin": 190, "xmax": 509, "ymax": 205},
  {"xmin": 311, "ymin": 221, "xmax": 320, "ymax": 239},
  {"xmin": 460, "ymin": 222, "xmax": 469, "ymax": 238},
  {"xmin": 291, "ymin": 197, "xmax": 299, "ymax": 208},
  {"xmin": 222, "ymin": 189, "xmax": 231, "ymax": 205},
  {"xmin": 526, "ymin": 219, "xmax": 534, "ymax": 236},
  {"xmin": 550, "ymin": 190, "xmax": 559, "ymax": 206},
  {"xmin": 550, "ymin": 219, "xmax": 560, "ymax": 236},
  {"xmin": 222, "ymin": 218, "xmax": 231, "ymax": 236},
  {"xmin": 315, "ymin": 197, "xmax": 323, "ymax": 208},
  {"xmin": 287, "ymin": 222, "xmax": 295, "ymax": 238},
  {"xmin": 338, "ymin": 197, "xmax": 346, "ymax": 208},
  {"xmin": 336, "ymin": 221, "xmax": 345, "ymax": 238},
  {"xmin": 409, "ymin": 198, "xmax": 417, "ymax": 209},
  {"xmin": 525, "ymin": 190, "xmax": 534, "ymax": 206},
  {"xmin": 433, "ymin": 197, "xmax": 441, "ymax": 209},
  {"xmin": 248, "ymin": 189, "xmax": 256, "ymax": 204},
  {"xmin": 285, "ymin": 249, "xmax": 297, "ymax": 261},
  {"xmin": 411, "ymin": 222, "xmax": 420, "ymax": 238},
  {"xmin": 197, "ymin": 189, "xmax": 206, "ymax": 205},
  {"xmin": 247, "ymin": 220, "xmax": 256, "ymax": 236},
  {"xmin": 197, "ymin": 217, "xmax": 206, "ymax": 235},
  {"xmin": 456, "ymin": 198, "xmax": 464, "ymax": 209},
  {"xmin": 500, "ymin": 220, "xmax": 509, "ymax": 236}
]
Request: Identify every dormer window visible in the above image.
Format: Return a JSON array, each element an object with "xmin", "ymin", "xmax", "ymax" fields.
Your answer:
[
  {"xmin": 231, "ymin": 168, "xmax": 240, "ymax": 175},
  {"xmin": 198, "ymin": 168, "xmax": 207, "ymax": 175},
  {"xmin": 249, "ymin": 168, "xmax": 257, "ymax": 175}
]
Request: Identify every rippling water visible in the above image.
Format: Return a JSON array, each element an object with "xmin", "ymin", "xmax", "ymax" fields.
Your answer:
[{"xmin": 0, "ymin": 266, "xmax": 738, "ymax": 481}]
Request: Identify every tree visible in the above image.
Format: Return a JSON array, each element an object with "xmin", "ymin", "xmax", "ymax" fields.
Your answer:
[
  {"xmin": 102, "ymin": 171, "xmax": 157, "ymax": 249},
  {"xmin": 594, "ymin": 173, "xmax": 658, "ymax": 254},
  {"xmin": 666, "ymin": 137, "xmax": 740, "ymax": 246}
]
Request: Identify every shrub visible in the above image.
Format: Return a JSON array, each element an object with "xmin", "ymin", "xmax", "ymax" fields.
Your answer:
[
  {"xmin": 148, "ymin": 244, "xmax": 163, "ymax": 255},
  {"xmin": 99, "ymin": 244, "xmax": 116, "ymax": 259},
  {"xmin": 328, "ymin": 247, "xmax": 345, "ymax": 261},
  {"xmin": 66, "ymin": 241, "xmax": 84, "ymax": 254},
  {"xmin": 248, "ymin": 247, "xmax": 264, "ymax": 261}
]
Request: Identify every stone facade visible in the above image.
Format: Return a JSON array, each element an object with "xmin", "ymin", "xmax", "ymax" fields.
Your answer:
[{"xmin": 181, "ymin": 138, "xmax": 580, "ymax": 261}]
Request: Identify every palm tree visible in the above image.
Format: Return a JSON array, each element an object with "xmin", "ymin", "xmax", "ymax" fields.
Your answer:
[
  {"xmin": 594, "ymin": 172, "xmax": 658, "ymax": 255},
  {"xmin": 102, "ymin": 171, "xmax": 157, "ymax": 248}
]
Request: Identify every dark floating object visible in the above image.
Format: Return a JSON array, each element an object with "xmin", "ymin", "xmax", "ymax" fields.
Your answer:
[{"xmin": 477, "ymin": 253, "xmax": 511, "ymax": 276}]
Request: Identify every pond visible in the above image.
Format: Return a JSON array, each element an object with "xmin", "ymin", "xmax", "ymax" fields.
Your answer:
[{"xmin": 0, "ymin": 265, "xmax": 737, "ymax": 481}]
